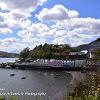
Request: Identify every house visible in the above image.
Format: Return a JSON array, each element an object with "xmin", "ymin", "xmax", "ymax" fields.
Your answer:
[{"xmin": 68, "ymin": 51, "xmax": 88, "ymax": 60}]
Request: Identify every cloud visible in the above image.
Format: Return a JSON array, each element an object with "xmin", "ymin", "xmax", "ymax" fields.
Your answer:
[
  {"xmin": 52, "ymin": 17, "xmax": 100, "ymax": 35},
  {"xmin": 68, "ymin": 10, "xmax": 79, "ymax": 18},
  {"xmin": 29, "ymin": 23, "xmax": 50, "ymax": 36},
  {"xmin": 0, "ymin": 0, "xmax": 47, "ymax": 52},
  {"xmin": 36, "ymin": 4, "xmax": 99, "ymax": 46},
  {"xmin": 17, "ymin": 29, "xmax": 34, "ymax": 43},
  {"xmin": 36, "ymin": 5, "xmax": 79, "ymax": 21},
  {"xmin": 0, "ymin": 28, "xmax": 13, "ymax": 34},
  {"xmin": 0, "ymin": 42, "xmax": 27, "ymax": 53},
  {"xmin": 9, "ymin": 10, "xmax": 31, "ymax": 20},
  {"xmin": 0, "ymin": 0, "xmax": 47, "ymax": 34},
  {"xmin": 0, "ymin": 12, "xmax": 5, "ymax": 22},
  {"xmin": 50, "ymin": 17, "xmax": 100, "ymax": 46},
  {"xmin": 0, "ymin": 38, "xmax": 20, "ymax": 52},
  {"xmin": 0, "ymin": 0, "xmax": 46, "ymax": 11},
  {"xmin": 0, "ymin": 38, "xmax": 19, "ymax": 44},
  {"xmin": 0, "ymin": 3, "xmax": 100, "ymax": 52},
  {"xmin": 18, "ymin": 22, "xmax": 51, "ymax": 37},
  {"xmin": 0, "ymin": 37, "xmax": 46, "ymax": 53},
  {"xmin": 17, "ymin": 16, "xmax": 100, "ymax": 47},
  {"xmin": 17, "ymin": 23, "xmax": 49, "ymax": 44}
]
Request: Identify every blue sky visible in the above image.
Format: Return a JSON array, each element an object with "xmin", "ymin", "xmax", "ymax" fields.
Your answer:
[
  {"xmin": 34, "ymin": 0, "xmax": 100, "ymax": 18},
  {"xmin": 0, "ymin": 0, "xmax": 100, "ymax": 53}
]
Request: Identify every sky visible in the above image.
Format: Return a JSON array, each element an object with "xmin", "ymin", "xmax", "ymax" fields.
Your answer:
[{"xmin": 0, "ymin": 0, "xmax": 100, "ymax": 53}]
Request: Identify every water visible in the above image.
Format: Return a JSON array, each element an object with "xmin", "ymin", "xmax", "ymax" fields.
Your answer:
[
  {"xmin": 0, "ymin": 58, "xmax": 86, "ymax": 100},
  {"xmin": 0, "ymin": 58, "xmax": 18, "ymax": 63}
]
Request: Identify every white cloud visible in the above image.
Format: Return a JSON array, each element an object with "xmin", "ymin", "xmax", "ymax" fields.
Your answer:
[
  {"xmin": 0, "ymin": 37, "xmax": 46, "ymax": 53},
  {"xmin": 0, "ymin": 38, "xmax": 21, "ymax": 52},
  {"xmin": 0, "ymin": 42, "xmax": 27, "ymax": 53},
  {"xmin": 0, "ymin": 0, "xmax": 46, "ymax": 11},
  {"xmin": 17, "ymin": 16, "xmax": 100, "ymax": 47},
  {"xmin": 0, "ymin": 0, "xmax": 47, "ymax": 35},
  {"xmin": 17, "ymin": 23, "xmax": 49, "ymax": 45},
  {"xmin": 68, "ymin": 10, "xmax": 79, "ymax": 18},
  {"xmin": 30, "ymin": 23, "xmax": 49, "ymax": 33},
  {"xmin": 0, "ymin": 3, "xmax": 100, "ymax": 52},
  {"xmin": 0, "ymin": 28, "xmax": 13, "ymax": 34},
  {"xmin": 17, "ymin": 29, "xmax": 34, "ymax": 43},
  {"xmin": 52, "ymin": 17, "xmax": 100, "ymax": 35},
  {"xmin": 18, "ymin": 20, "xmax": 32, "ymax": 30},
  {"xmin": 50, "ymin": 17, "xmax": 100, "ymax": 46},
  {"xmin": 0, "ymin": 0, "xmax": 47, "ymax": 52},
  {"xmin": 36, "ymin": 5, "xmax": 79, "ymax": 21},
  {"xmin": 0, "ymin": 38, "xmax": 19, "ymax": 44},
  {"xmin": 36, "ymin": 5, "xmax": 99, "ymax": 46},
  {"xmin": 9, "ymin": 10, "xmax": 31, "ymax": 20},
  {"xmin": 17, "ymin": 22, "xmax": 50, "ymax": 38},
  {"xmin": 0, "ymin": 12, "xmax": 5, "ymax": 22}
]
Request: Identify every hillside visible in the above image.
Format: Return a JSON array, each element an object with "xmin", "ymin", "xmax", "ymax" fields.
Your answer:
[
  {"xmin": 77, "ymin": 38, "xmax": 100, "ymax": 50},
  {"xmin": 19, "ymin": 38, "xmax": 100, "ymax": 61},
  {"xmin": 0, "ymin": 51, "xmax": 19, "ymax": 58}
]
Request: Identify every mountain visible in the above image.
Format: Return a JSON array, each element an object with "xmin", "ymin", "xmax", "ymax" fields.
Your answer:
[
  {"xmin": 77, "ymin": 38, "xmax": 100, "ymax": 50},
  {"xmin": 0, "ymin": 51, "xmax": 19, "ymax": 58}
]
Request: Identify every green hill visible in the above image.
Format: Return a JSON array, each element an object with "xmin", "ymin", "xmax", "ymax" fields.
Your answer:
[
  {"xmin": 19, "ymin": 44, "xmax": 80, "ymax": 61},
  {"xmin": 78, "ymin": 38, "xmax": 100, "ymax": 50}
]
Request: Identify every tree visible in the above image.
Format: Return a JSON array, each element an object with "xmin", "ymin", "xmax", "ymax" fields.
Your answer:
[
  {"xmin": 19, "ymin": 47, "xmax": 30, "ymax": 61},
  {"xmin": 96, "ymin": 38, "xmax": 100, "ymax": 42},
  {"xmin": 19, "ymin": 43, "xmax": 80, "ymax": 61}
]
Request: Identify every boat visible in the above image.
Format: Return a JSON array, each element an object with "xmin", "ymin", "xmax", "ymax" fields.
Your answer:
[
  {"xmin": 54, "ymin": 74, "xmax": 60, "ymax": 78},
  {"xmin": 10, "ymin": 74, "xmax": 15, "ymax": 76},
  {"xmin": 55, "ymin": 74, "xmax": 60, "ymax": 76},
  {"xmin": 6, "ymin": 65, "xmax": 11, "ymax": 69},
  {"xmin": 21, "ymin": 77, "xmax": 26, "ymax": 79}
]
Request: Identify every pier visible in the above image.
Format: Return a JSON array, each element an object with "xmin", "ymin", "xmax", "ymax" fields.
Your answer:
[{"xmin": 0, "ymin": 59, "xmax": 99, "ymax": 71}]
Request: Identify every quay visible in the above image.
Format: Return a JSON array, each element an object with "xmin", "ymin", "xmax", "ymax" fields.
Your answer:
[{"xmin": 0, "ymin": 60, "xmax": 99, "ymax": 71}]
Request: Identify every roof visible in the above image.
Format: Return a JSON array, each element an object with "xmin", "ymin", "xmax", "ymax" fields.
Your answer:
[{"xmin": 69, "ymin": 52, "xmax": 86, "ymax": 55}]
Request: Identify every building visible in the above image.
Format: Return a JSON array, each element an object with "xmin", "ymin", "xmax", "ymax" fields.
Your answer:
[{"xmin": 68, "ymin": 51, "xmax": 88, "ymax": 60}]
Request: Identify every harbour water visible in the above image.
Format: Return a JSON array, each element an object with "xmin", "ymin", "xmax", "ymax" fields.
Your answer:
[
  {"xmin": 0, "ymin": 58, "xmax": 18, "ymax": 63},
  {"xmin": 0, "ymin": 58, "xmax": 86, "ymax": 100}
]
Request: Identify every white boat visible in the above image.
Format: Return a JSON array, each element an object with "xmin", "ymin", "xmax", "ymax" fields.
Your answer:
[{"xmin": 6, "ymin": 65, "xmax": 11, "ymax": 69}]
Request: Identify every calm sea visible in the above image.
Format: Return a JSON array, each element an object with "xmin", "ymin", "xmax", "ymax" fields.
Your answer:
[
  {"xmin": 0, "ymin": 58, "xmax": 18, "ymax": 63},
  {"xmin": 0, "ymin": 58, "xmax": 86, "ymax": 100}
]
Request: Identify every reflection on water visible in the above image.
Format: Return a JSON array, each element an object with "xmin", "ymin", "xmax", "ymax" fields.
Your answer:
[
  {"xmin": 0, "ymin": 69, "xmax": 85, "ymax": 100},
  {"xmin": 0, "ymin": 58, "xmax": 18, "ymax": 63}
]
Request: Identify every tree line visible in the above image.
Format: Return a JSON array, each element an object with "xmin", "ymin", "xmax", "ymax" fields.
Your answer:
[
  {"xmin": 19, "ymin": 43, "xmax": 80, "ymax": 61},
  {"xmin": 19, "ymin": 43, "xmax": 100, "ymax": 61}
]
